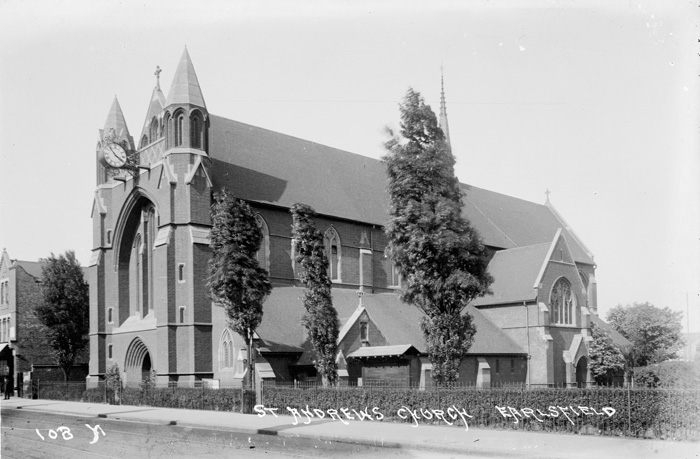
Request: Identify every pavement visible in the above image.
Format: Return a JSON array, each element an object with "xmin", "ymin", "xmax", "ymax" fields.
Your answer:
[{"xmin": 1, "ymin": 397, "xmax": 698, "ymax": 459}]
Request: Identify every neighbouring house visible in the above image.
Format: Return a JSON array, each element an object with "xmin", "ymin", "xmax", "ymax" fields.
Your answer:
[{"xmin": 0, "ymin": 249, "xmax": 89, "ymax": 396}]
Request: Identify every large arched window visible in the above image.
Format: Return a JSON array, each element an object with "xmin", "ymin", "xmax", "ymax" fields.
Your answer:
[
  {"xmin": 550, "ymin": 278, "xmax": 575, "ymax": 325},
  {"xmin": 324, "ymin": 227, "xmax": 341, "ymax": 282},
  {"xmin": 255, "ymin": 214, "xmax": 270, "ymax": 272},
  {"xmin": 123, "ymin": 200, "xmax": 157, "ymax": 320}
]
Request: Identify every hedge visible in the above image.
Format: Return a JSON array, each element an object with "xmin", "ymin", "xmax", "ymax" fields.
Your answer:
[
  {"xmin": 80, "ymin": 386, "xmax": 255, "ymax": 412},
  {"xmin": 260, "ymin": 385, "xmax": 700, "ymax": 441}
]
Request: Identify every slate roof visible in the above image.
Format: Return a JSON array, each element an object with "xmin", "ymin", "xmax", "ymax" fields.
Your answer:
[
  {"xmin": 255, "ymin": 286, "xmax": 526, "ymax": 359},
  {"xmin": 208, "ymin": 115, "xmax": 594, "ymax": 265},
  {"xmin": 14, "ymin": 260, "xmax": 46, "ymax": 280},
  {"xmin": 590, "ymin": 314, "xmax": 633, "ymax": 348},
  {"xmin": 471, "ymin": 243, "xmax": 551, "ymax": 306}
]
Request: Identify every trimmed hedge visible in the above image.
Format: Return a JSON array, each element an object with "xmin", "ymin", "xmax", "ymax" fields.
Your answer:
[
  {"xmin": 36, "ymin": 382, "xmax": 86, "ymax": 401},
  {"xmin": 81, "ymin": 386, "xmax": 255, "ymax": 413},
  {"xmin": 261, "ymin": 385, "xmax": 700, "ymax": 441}
]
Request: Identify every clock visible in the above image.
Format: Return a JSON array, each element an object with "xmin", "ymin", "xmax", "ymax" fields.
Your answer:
[{"xmin": 99, "ymin": 142, "xmax": 128, "ymax": 168}]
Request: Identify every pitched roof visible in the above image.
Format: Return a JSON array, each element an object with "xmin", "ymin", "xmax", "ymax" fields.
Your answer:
[
  {"xmin": 208, "ymin": 115, "xmax": 594, "ymax": 264},
  {"xmin": 14, "ymin": 260, "xmax": 46, "ymax": 279},
  {"xmin": 471, "ymin": 243, "xmax": 550, "ymax": 306},
  {"xmin": 165, "ymin": 48, "xmax": 206, "ymax": 108},
  {"xmin": 255, "ymin": 286, "xmax": 526, "ymax": 357},
  {"xmin": 590, "ymin": 314, "xmax": 633, "ymax": 348}
]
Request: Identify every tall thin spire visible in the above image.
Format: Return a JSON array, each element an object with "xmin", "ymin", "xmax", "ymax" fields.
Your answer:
[{"xmin": 439, "ymin": 66, "xmax": 451, "ymax": 148}]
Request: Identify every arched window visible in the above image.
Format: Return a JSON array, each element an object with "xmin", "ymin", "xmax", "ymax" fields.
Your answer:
[
  {"xmin": 163, "ymin": 113, "xmax": 171, "ymax": 149},
  {"xmin": 149, "ymin": 117, "xmax": 158, "ymax": 142},
  {"xmin": 550, "ymin": 278, "xmax": 575, "ymax": 325},
  {"xmin": 190, "ymin": 113, "xmax": 202, "ymax": 149},
  {"xmin": 220, "ymin": 329, "xmax": 235, "ymax": 369},
  {"xmin": 175, "ymin": 114, "xmax": 184, "ymax": 146},
  {"xmin": 133, "ymin": 234, "xmax": 142, "ymax": 314},
  {"xmin": 324, "ymin": 227, "xmax": 341, "ymax": 282},
  {"xmin": 255, "ymin": 215, "xmax": 270, "ymax": 272},
  {"xmin": 143, "ymin": 207, "xmax": 156, "ymax": 313},
  {"xmin": 140, "ymin": 135, "xmax": 149, "ymax": 149}
]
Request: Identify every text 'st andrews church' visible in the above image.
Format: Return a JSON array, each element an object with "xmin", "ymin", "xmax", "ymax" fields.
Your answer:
[{"xmin": 89, "ymin": 48, "xmax": 610, "ymax": 390}]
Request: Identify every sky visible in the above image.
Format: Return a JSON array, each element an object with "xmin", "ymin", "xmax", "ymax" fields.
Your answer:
[{"xmin": 1, "ymin": 0, "xmax": 698, "ymax": 332}]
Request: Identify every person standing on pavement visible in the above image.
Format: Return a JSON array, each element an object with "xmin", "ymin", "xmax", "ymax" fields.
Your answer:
[{"xmin": 4, "ymin": 375, "xmax": 13, "ymax": 399}]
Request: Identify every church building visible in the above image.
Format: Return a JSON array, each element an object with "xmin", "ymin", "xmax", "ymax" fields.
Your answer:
[{"xmin": 88, "ymin": 49, "xmax": 600, "ymax": 389}]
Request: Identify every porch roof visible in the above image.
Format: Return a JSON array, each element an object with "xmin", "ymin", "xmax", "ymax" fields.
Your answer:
[{"xmin": 347, "ymin": 344, "xmax": 419, "ymax": 359}]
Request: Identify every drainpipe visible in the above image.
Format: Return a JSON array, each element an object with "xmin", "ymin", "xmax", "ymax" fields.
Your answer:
[{"xmin": 524, "ymin": 301, "xmax": 531, "ymax": 388}]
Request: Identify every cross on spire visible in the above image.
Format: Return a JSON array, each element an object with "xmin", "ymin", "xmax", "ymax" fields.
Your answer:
[
  {"xmin": 545, "ymin": 188, "xmax": 551, "ymax": 203},
  {"xmin": 154, "ymin": 65, "xmax": 162, "ymax": 89}
]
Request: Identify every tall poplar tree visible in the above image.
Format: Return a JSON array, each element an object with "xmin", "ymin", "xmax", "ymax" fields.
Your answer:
[
  {"xmin": 37, "ymin": 250, "xmax": 89, "ymax": 381},
  {"xmin": 290, "ymin": 203, "xmax": 339, "ymax": 386},
  {"xmin": 383, "ymin": 88, "xmax": 493, "ymax": 385},
  {"xmin": 209, "ymin": 189, "xmax": 271, "ymax": 389}
]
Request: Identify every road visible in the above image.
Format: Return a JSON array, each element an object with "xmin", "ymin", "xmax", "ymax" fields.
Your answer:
[{"xmin": 1, "ymin": 408, "xmax": 470, "ymax": 459}]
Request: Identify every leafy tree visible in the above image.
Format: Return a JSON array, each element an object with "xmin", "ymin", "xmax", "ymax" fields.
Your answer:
[
  {"xmin": 588, "ymin": 322, "xmax": 626, "ymax": 386},
  {"xmin": 37, "ymin": 251, "xmax": 89, "ymax": 382},
  {"xmin": 290, "ymin": 203, "xmax": 339, "ymax": 387},
  {"xmin": 606, "ymin": 302, "xmax": 684, "ymax": 367},
  {"xmin": 383, "ymin": 88, "xmax": 493, "ymax": 385},
  {"xmin": 209, "ymin": 189, "xmax": 271, "ymax": 389},
  {"xmin": 105, "ymin": 362, "xmax": 122, "ymax": 404}
]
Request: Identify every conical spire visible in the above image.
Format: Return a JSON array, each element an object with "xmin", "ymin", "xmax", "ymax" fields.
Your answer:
[
  {"xmin": 165, "ymin": 47, "xmax": 206, "ymax": 108},
  {"xmin": 102, "ymin": 96, "xmax": 133, "ymax": 148},
  {"xmin": 438, "ymin": 68, "xmax": 451, "ymax": 148}
]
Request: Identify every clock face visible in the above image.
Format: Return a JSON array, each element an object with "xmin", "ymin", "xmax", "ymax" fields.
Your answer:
[{"xmin": 102, "ymin": 143, "xmax": 128, "ymax": 168}]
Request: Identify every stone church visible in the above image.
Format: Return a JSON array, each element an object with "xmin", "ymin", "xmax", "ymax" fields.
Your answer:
[{"xmin": 88, "ymin": 49, "xmax": 603, "ymax": 389}]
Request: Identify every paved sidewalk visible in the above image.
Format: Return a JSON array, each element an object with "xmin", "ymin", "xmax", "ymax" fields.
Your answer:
[{"xmin": 1, "ymin": 398, "xmax": 697, "ymax": 458}]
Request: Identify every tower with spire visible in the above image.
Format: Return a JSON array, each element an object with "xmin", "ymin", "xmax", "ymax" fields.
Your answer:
[
  {"xmin": 438, "ymin": 67, "xmax": 451, "ymax": 149},
  {"xmin": 89, "ymin": 48, "xmax": 213, "ymax": 389}
]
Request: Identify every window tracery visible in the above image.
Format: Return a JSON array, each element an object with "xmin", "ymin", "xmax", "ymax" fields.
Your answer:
[{"xmin": 550, "ymin": 277, "xmax": 575, "ymax": 325}]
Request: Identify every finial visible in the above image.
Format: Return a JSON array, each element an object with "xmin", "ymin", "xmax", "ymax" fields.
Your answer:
[
  {"xmin": 154, "ymin": 65, "xmax": 162, "ymax": 89},
  {"xmin": 545, "ymin": 188, "xmax": 551, "ymax": 203},
  {"xmin": 357, "ymin": 287, "xmax": 364, "ymax": 307}
]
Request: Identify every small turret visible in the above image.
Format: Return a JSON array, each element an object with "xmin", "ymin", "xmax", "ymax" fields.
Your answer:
[
  {"xmin": 162, "ymin": 48, "xmax": 208, "ymax": 153},
  {"xmin": 97, "ymin": 97, "xmax": 134, "ymax": 184}
]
